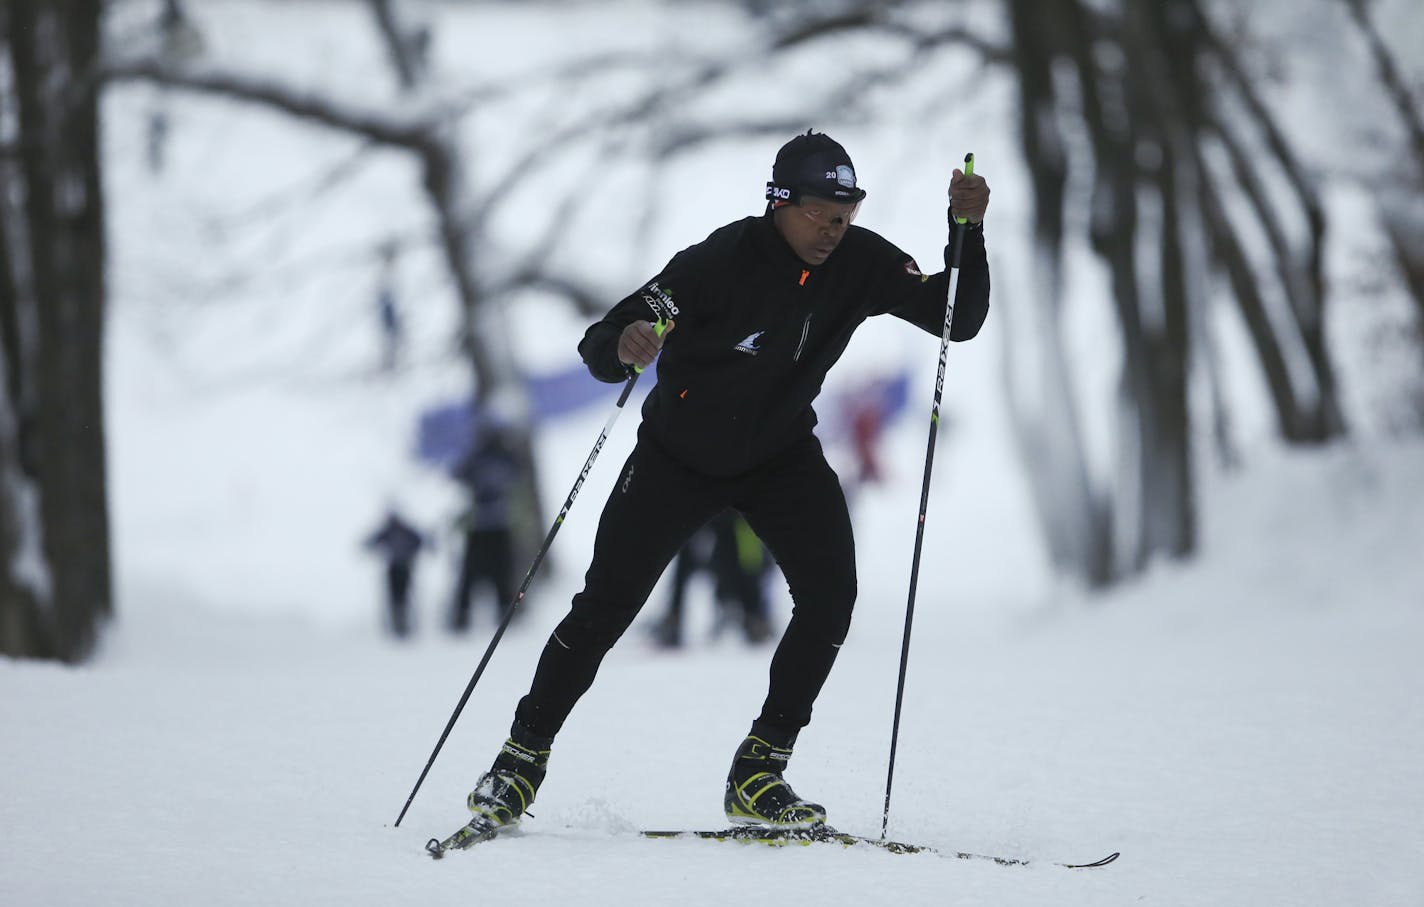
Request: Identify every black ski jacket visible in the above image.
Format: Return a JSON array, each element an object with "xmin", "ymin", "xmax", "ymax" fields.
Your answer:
[{"xmin": 578, "ymin": 212, "xmax": 990, "ymax": 478}]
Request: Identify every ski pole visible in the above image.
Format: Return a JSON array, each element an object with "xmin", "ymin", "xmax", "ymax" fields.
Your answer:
[
  {"xmin": 394, "ymin": 318, "xmax": 667, "ymax": 828},
  {"xmin": 881, "ymin": 155, "xmax": 974, "ymax": 839}
]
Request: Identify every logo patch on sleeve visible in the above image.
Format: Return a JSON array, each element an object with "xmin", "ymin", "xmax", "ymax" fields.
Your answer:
[{"xmin": 639, "ymin": 281, "xmax": 681, "ymax": 319}]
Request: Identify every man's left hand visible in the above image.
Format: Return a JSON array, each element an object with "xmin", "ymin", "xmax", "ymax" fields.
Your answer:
[{"xmin": 949, "ymin": 168, "xmax": 990, "ymax": 224}]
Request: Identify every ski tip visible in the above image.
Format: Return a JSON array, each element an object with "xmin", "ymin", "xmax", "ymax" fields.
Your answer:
[{"xmin": 1065, "ymin": 851, "xmax": 1120, "ymax": 869}]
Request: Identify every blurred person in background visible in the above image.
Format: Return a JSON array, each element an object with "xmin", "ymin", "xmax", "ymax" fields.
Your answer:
[
  {"xmin": 375, "ymin": 242, "xmax": 403, "ymax": 373},
  {"xmin": 363, "ymin": 507, "xmax": 427, "ymax": 638},
  {"xmin": 847, "ymin": 392, "xmax": 885, "ymax": 488},
  {"xmin": 706, "ymin": 512, "xmax": 774, "ymax": 645},
  {"xmin": 448, "ymin": 410, "xmax": 519, "ymax": 633},
  {"xmin": 456, "ymin": 129, "xmax": 990, "ymax": 840},
  {"xmin": 837, "ymin": 385, "xmax": 890, "ymax": 512},
  {"xmin": 648, "ymin": 509, "xmax": 773, "ymax": 650},
  {"xmin": 145, "ymin": 0, "xmax": 203, "ymax": 175}
]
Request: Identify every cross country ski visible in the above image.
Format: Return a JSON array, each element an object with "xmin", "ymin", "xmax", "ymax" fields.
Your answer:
[
  {"xmin": 425, "ymin": 819, "xmax": 1118, "ymax": 869},
  {"xmin": 640, "ymin": 826, "xmax": 1119, "ymax": 869}
]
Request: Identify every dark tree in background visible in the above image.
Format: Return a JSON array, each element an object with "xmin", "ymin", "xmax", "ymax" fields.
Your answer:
[
  {"xmin": 0, "ymin": 0, "xmax": 111, "ymax": 662},
  {"xmin": 1001, "ymin": 0, "xmax": 1357, "ymax": 585}
]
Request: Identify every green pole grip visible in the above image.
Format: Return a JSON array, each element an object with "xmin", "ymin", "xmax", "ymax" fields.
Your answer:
[
  {"xmin": 954, "ymin": 152, "xmax": 976, "ymax": 225},
  {"xmin": 633, "ymin": 317, "xmax": 669, "ymax": 374}
]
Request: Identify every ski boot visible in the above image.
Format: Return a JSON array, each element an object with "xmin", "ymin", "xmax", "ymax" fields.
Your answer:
[
  {"xmin": 464, "ymin": 723, "xmax": 553, "ymax": 837},
  {"xmin": 723, "ymin": 722, "xmax": 827, "ymax": 828}
]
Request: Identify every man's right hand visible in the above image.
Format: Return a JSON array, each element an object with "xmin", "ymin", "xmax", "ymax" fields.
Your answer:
[{"xmin": 618, "ymin": 319, "xmax": 674, "ymax": 370}]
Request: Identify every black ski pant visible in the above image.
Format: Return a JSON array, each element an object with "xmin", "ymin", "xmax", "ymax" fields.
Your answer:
[{"xmin": 514, "ymin": 432, "xmax": 856, "ymax": 739}]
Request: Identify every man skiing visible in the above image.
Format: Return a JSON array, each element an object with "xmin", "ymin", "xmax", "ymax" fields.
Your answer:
[{"xmin": 463, "ymin": 130, "xmax": 991, "ymax": 836}]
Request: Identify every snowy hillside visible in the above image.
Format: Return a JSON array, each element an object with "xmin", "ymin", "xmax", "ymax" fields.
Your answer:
[
  {"xmin": 3, "ymin": 431, "xmax": 1422, "ymax": 906},
  {"xmin": 3, "ymin": 2, "xmax": 1424, "ymax": 905}
]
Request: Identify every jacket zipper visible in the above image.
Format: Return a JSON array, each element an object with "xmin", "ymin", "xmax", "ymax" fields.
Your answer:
[{"xmin": 793, "ymin": 314, "xmax": 811, "ymax": 362}]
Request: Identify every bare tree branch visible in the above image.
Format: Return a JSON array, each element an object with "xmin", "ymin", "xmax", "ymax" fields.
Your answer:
[
  {"xmin": 367, "ymin": 0, "xmax": 428, "ymax": 93},
  {"xmin": 101, "ymin": 56, "xmax": 431, "ymax": 147},
  {"xmin": 1341, "ymin": 0, "xmax": 1424, "ymax": 182},
  {"xmin": 772, "ymin": 6, "xmax": 1010, "ymax": 64}
]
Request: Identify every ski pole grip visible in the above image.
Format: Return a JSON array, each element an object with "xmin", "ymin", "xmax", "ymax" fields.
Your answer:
[
  {"xmin": 953, "ymin": 153, "xmax": 975, "ymax": 226},
  {"xmin": 633, "ymin": 318, "xmax": 669, "ymax": 374}
]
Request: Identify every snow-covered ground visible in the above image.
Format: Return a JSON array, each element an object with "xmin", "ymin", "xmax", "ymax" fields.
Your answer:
[
  {"xmin": 3, "ymin": 432, "xmax": 1422, "ymax": 906},
  {"xmin": 4, "ymin": 2, "xmax": 1423, "ymax": 905}
]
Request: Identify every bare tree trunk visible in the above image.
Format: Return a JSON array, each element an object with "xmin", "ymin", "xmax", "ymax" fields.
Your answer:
[
  {"xmin": 1197, "ymin": 2, "xmax": 1345, "ymax": 442},
  {"xmin": 1378, "ymin": 200, "xmax": 1424, "ymax": 333},
  {"xmin": 1131, "ymin": 0, "xmax": 1203, "ymax": 560},
  {"xmin": 1003, "ymin": 0, "xmax": 1114, "ymax": 586},
  {"xmin": 1340, "ymin": 0, "xmax": 1424, "ymax": 338},
  {"xmin": 0, "ymin": 173, "xmax": 51, "ymax": 656},
  {"xmin": 1006, "ymin": 0, "xmax": 1203, "ymax": 584},
  {"xmin": 0, "ymin": 0, "xmax": 111, "ymax": 662},
  {"xmin": 1073, "ymin": 3, "xmax": 1156, "ymax": 576}
]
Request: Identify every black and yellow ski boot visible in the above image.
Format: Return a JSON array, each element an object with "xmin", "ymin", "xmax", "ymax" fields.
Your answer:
[
  {"xmin": 465, "ymin": 723, "xmax": 552, "ymax": 837},
  {"xmin": 723, "ymin": 723, "xmax": 827, "ymax": 828}
]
